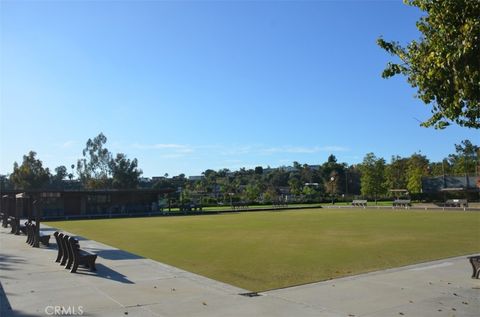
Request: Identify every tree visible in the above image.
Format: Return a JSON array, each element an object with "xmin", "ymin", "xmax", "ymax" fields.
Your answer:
[
  {"xmin": 448, "ymin": 139, "xmax": 479, "ymax": 175},
  {"xmin": 345, "ymin": 165, "xmax": 361, "ymax": 195},
  {"xmin": 53, "ymin": 165, "xmax": 67, "ymax": 182},
  {"xmin": 153, "ymin": 177, "xmax": 174, "ymax": 190},
  {"xmin": 263, "ymin": 186, "xmax": 278, "ymax": 203},
  {"xmin": 406, "ymin": 153, "xmax": 429, "ymax": 194},
  {"xmin": 322, "ymin": 155, "xmax": 346, "ymax": 195},
  {"xmin": 385, "ymin": 156, "xmax": 409, "ymax": 191},
  {"xmin": 51, "ymin": 165, "xmax": 68, "ymax": 188},
  {"xmin": 377, "ymin": 0, "xmax": 480, "ymax": 129},
  {"xmin": 10, "ymin": 151, "xmax": 50, "ymax": 189},
  {"xmin": 109, "ymin": 153, "xmax": 143, "ymax": 189},
  {"xmin": 254, "ymin": 166, "xmax": 263, "ymax": 175},
  {"xmin": 428, "ymin": 159, "xmax": 452, "ymax": 176},
  {"xmin": 68, "ymin": 164, "xmax": 75, "ymax": 180},
  {"xmin": 77, "ymin": 133, "xmax": 112, "ymax": 188},
  {"xmin": 302, "ymin": 185, "xmax": 318, "ymax": 202},
  {"xmin": 359, "ymin": 153, "xmax": 387, "ymax": 202},
  {"xmin": 288, "ymin": 175, "xmax": 303, "ymax": 197},
  {"xmin": 244, "ymin": 182, "xmax": 261, "ymax": 202},
  {"xmin": 202, "ymin": 169, "xmax": 218, "ymax": 193},
  {"xmin": 267, "ymin": 168, "xmax": 289, "ymax": 187}
]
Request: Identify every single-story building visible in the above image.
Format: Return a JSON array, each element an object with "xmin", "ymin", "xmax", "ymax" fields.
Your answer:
[{"xmin": 0, "ymin": 188, "xmax": 175, "ymax": 220}]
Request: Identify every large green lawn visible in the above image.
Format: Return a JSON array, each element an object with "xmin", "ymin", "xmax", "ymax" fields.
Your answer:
[{"xmin": 47, "ymin": 209, "xmax": 480, "ymax": 291}]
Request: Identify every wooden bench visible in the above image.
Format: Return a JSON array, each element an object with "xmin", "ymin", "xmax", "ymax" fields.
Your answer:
[
  {"xmin": 2, "ymin": 216, "xmax": 13, "ymax": 228},
  {"xmin": 26, "ymin": 222, "xmax": 34, "ymax": 245},
  {"xmin": 468, "ymin": 255, "xmax": 480, "ymax": 279},
  {"xmin": 53, "ymin": 232, "xmax": 65, "ymax": 263},
  {"xmin": 25, "ymin": 221, "xmax": 50, "ymax": 247},
  {"xmin": 272, "ymin": 200, "xmax": 288, "ymax": 208},
  {"xmin": 352, "ymin": 200, "xmax": 367, "ymax": 207},
  {"xmin": 445, "ymin": 199, "xmax": 468, "ymax": 208},
  {"xmin": 0, "ymin": 211, "xmax": 8, "ymax": 228},
  {"xmin": 19, "ymin": 222, "xmax": 27, "ymax": 235},
  {"xmin": 393, "ymin": 199, "xmax": 411, "ymax": 208},
  {"xmin": 8, "ymin": 216, "xmax": 26, "ymax": 235},
  {"xmin": 59, "ymin": 234, "xmax": 71, "ymax": 266},
  {"xmin": 8, "ymin": 217, "xmax": 25, "ymax": 235},
  {"xmin": 58, "ymin": 233, "xmax": 93, "ymax": 273},
  {"xmin": 67, "ymin": 237, "xmax": 97, "ymax": 273},
  {"xmin": 231, "ymin": 202, "xmax": 249, "ymax": 210},
  {"xmin": 179, "ymin": 203, "xmax": 203, "ymax": 212}
]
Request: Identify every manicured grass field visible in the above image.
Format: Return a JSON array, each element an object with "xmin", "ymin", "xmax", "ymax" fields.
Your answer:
[{"xmin": 47, "ymin": 209, "xmax": 480, "ymax": 291}]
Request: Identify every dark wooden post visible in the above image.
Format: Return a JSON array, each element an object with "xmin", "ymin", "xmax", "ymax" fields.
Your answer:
[
  {"xmin": 14, "ymin": 193, "xmax": 25, "ymax": 235},
  {"xmin": 1, "ymin": 195, "xmax": 8, "ymax": 228},
  {"xmin": 32, "ymin": 200, "xmax": 41, "ymax": 247},
  {"xmin": 8, "ymin": 196, "xmax": 16, "ymax": 233}
]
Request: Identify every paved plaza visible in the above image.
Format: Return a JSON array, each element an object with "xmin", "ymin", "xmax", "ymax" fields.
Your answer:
[{"xmin": 0, "ymin": 225, "xmax": 479, "ymax": 317}]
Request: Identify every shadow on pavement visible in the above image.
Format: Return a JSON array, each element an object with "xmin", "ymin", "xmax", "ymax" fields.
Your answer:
[
  {"xmin": 73, "ymin": 263, "xmax": 134, "ymax": 284},
  {"xmin": 0, "ymin": 254, "xmax": 26, "ymax": 272},
  {"xmin": 1, "ymin": 282, "xmax": 40, "ymax": 317},
  {"xmin": 85, "ymin": 248, "xmax": 144, "ymax": 260}
]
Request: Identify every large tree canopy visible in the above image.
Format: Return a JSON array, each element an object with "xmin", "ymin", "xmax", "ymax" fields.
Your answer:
[
  {"xmin": 76, "ymin": 133, "xmax": 142, "ymax": 189},
  {"xmin": 377, "ymin": 0, "xmax": 480, "ymax": 129},
  {"xmin": 359, "ymin": 153, "xmax": 387, "ymax": 201},
  {"xmin": 10, "ymin": 151, "xmax": 50, "ymax": 190},
  {"xmin": 77, "ymin": 133, "xmax": 112, "ymax": 188},
  {"xmin": 110, "ymin": 153, "xmax": 143, "ymax": 189}
]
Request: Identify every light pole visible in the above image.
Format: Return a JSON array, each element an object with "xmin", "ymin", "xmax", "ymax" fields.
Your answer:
[
  {"xmin": 345, "ymin": 171, "xmax": 348, "ymax": 197},
  {"xmin": 330, "ymin": 176, "xmax": 335, "ymax": 204}
]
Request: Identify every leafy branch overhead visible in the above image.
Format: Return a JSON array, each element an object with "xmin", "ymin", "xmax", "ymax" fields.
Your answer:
[{"xmin": 377, "ymin": 0, "xmax": 480, "ymax": 129}]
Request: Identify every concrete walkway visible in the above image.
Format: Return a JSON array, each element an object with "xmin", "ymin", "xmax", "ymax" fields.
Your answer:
[{"xmin": 0, "ymin": 225, "xmax": 478, "ymax": 317}]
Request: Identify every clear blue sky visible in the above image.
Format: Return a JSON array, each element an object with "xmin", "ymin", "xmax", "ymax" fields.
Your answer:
[{"xmin": 1, "ymin": 0, "xmax": 477, "ymax": 177}]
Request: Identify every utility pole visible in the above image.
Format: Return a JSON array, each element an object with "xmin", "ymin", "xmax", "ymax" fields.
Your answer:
[
  {"xmin": 345, "ymin": 171, "xmax": 348, "ymax": 197},
  {"xmin": 442, "ymin": 159, "xmax": 446, "ymax": 189},
  {"xmin": 330, "ymin": 177, "xmax": 335, "ymax": 204}
]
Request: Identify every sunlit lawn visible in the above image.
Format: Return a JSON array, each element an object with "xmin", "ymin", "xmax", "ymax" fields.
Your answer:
[{"xmin": 48, "ymin": 209, "xmax": 480, "ymax": 291}]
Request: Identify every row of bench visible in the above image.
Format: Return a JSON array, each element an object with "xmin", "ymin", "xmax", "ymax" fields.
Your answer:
[
  {"xmin": 351, "ymin": 199, "xmax": 412, "ymax": 208},
  {"xmin": 25, "ymin": 221, "xmax": 50, "ymax": 247},
  {"xmin": 469, "ymin": 256, "xmax": 480, "ymax": 279},
  {"xmin": 53, "ymin": 232, "xmax": 97, "ymax": 273},
  {"xmin": 392, "ymin": 200, "xmax": 412, "ymax": 208},
  {"xmin": 352, "ymin": 199, "xmax": 471, "ymax": 208},
  {"xmin": 4, "ymin": 216, "xmax": 98, "ymax": 274},
  {"xmin": 444, "ymin": 199, "xmax": 468, "ymax": 208},
  {"xmin": 352, "ymin": 200, "xmax": 368, "ymax": 207},
  {"xmin": 231, "ymin": 202, "xmax": 249, "ymax": 210}
]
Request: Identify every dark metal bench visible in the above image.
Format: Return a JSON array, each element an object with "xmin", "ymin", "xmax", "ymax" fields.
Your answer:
[
  {"xmin": 67, "ymin": 237, "xmax": 97, "ymax": 273},
  {"xmin": 272, "ymin": 200, "xmax": 288, "ymax": 208},
  {"xmin": 26, "ymin": 222, "xmax": 34, "ymax": 245},
  {"xmin": 445, "ymin": 199, "xmax": 468, "ymax": 208},
  {"xmin": 0, "ymin": 211, "xmax": 8, "ymax": 228},
  {"xmin": 352, "ymin": 200, "xmax": 367, "ymax": 207},
  {"xmin": 179, "ymin": 203, "xmax": 203, "ymax": 212},
  {"xmin": 9, "ymin": 216, "xmax": 26, "ymax": 235},
  {"xmin": 57, "ymin": 234, "xmax": 95, "ymax": 273},
  {"xmin": 53, "ymin": 232, "xmax": 64, "ymax": 263},
  {"xmin": 60, "ymin": 234, "xmax": 71, "ymax": 266},
  {"xmin": 25, "ymin": 221, "xmax": 50, "ymax": 247},
  {"xmin": 231, "ymin": 201, "xmax": 249, "ymax": 210},
  {"xmin": 393, "ymin": 199, "xmax": 411, "ymax": 208},
  {"xmin": 3, "ymin": 216, "xmax": 12, "ymax": 229},
  {"xmin": 468, "ymin": 255, "xmax": 480, "ymax": 279}
]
